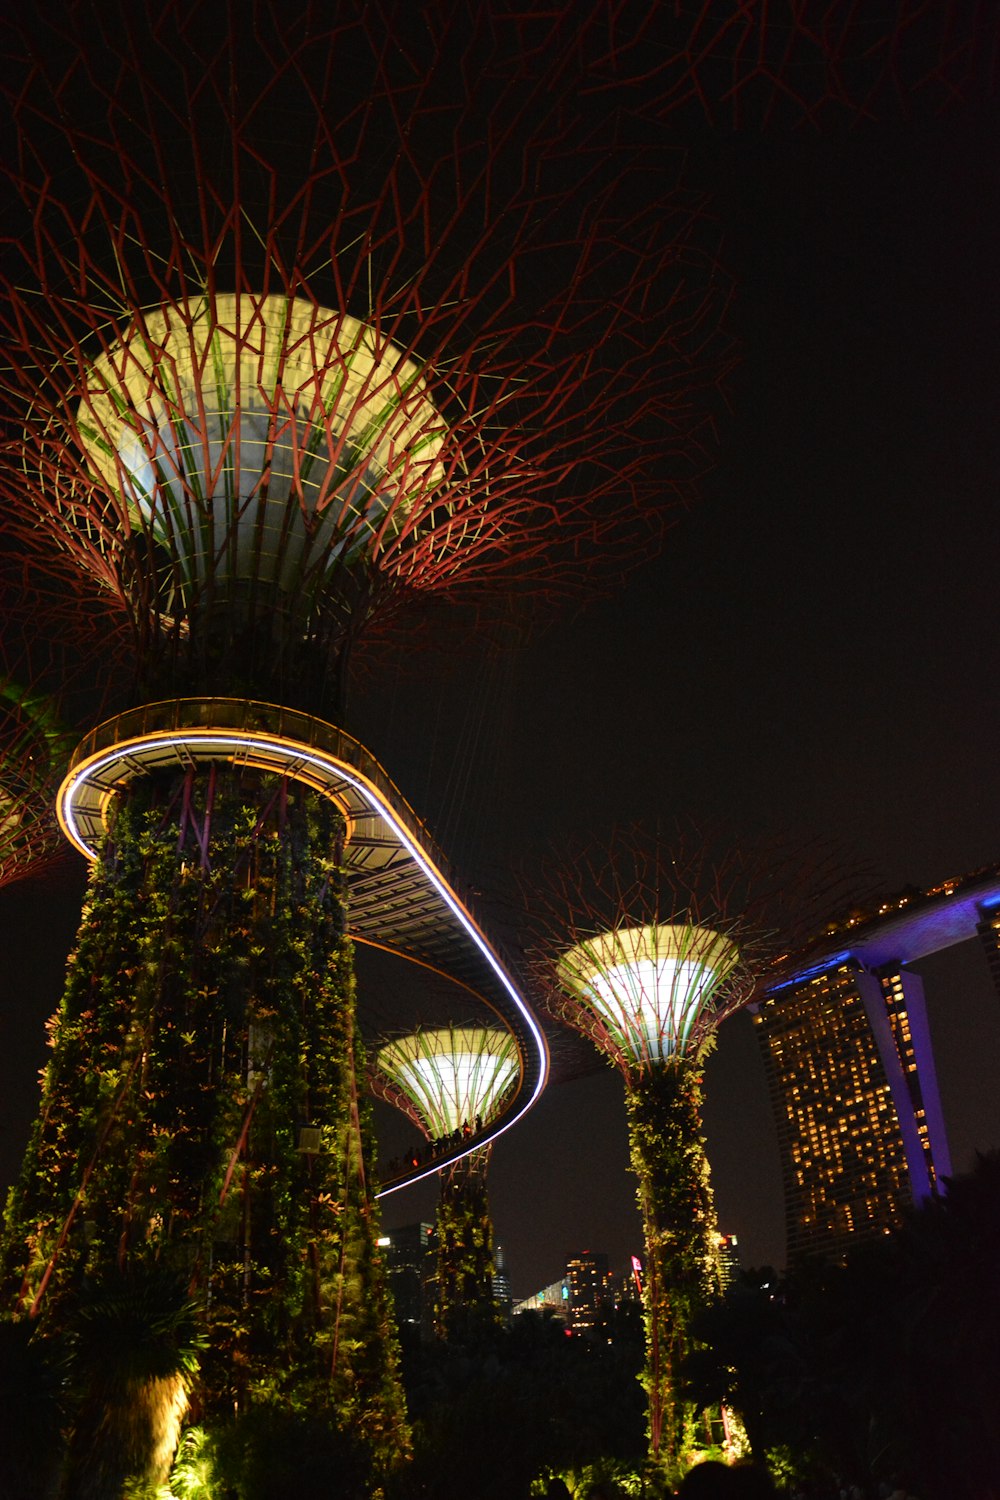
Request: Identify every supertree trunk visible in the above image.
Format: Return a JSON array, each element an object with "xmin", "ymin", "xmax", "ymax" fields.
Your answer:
[
  {"xmin": 2, "ymin": 763, "xmax": 409, "ymax": 1474},
  {"xmin": 624, "ymin": 1043, "xmax": 721, "ymax": 1481},
  {"xmin": 526, "ymin": 822, "xmax": 856, "ymax": 1480},
  {"xmin": 434, "ymin": 1148, "xmax": 499, "ymax": 1344}
]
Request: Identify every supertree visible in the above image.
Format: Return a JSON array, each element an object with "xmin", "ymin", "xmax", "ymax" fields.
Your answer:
[
  {"xmin": 373, "ymin": 1024, "xmax": 518, "ymax": 1341},
  {"xmin": 0, "ymin": 0, "xmax": 734, "ymax": 1486},
  {"xmin": 526, "ymin": 823, "xmax": 850, "ymax": 1484}
]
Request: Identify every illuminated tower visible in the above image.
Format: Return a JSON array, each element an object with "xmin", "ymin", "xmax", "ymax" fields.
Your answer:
[
  {"xmin": 374, "ymin": 1025, "xmax": 518, "ymax": 1341},
  {"xmin": 565, "ymin": 1251, "xmax": 612, "ymax": 1333},
  {"xmin": 0, "ymin": 5, "xmax": 732, "ymax": 1485},
  {"xmin": 0, "ymin": 682, "xmax": 72, "ymax": 894},
  {"xmin": 530, "ymin": 825, "xmax": 833, "ymax": 1481},
  {"xmin": 753, "ymin": 864, "xmax": 1000, "ymax": 1265}
]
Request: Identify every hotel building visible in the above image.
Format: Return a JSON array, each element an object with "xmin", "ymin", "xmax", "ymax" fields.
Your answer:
[{"xmin": 753, "ymin": 864, "xmax": 1000, "ymax": 1265}]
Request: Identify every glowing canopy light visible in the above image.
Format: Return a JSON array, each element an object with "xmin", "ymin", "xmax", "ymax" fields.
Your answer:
[
  {"xmin": 77, "ymin": 294, "xmax": 456, "ymax": 595},
  {"xmin": 557, "ymin": 923, "xmax": 739, "ymax": 1064},
  {"xmin": 377, "ymin": 1026, "xmax": 519, "ymax": 1140}
]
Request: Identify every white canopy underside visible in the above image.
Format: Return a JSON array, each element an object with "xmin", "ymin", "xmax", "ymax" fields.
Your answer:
[
  {"xmin": 76, "ymin": 294, "xmax": 464, "ymax": 591},
  {"xmin": 557, "ymin": 922, "xmax": 739, "ymax": 1063},
  {"xmin": 378, "ymin": 1027, "xmax": 518, "ymax": 1137}
]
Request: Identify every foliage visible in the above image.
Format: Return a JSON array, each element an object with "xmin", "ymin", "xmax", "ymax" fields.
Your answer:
[
  {"xmin": 682, "ymin": 1274, "xmax": 805, "ymax": 1464},
  {"xmin": 392, "ymin": 1306, "xmax": 645, "ymax": 1499},
  {"xmin": 531, "ymin": 1456, "xmax": 647, "ymax": 1497},
  {"xmin": 625, "ymin": 1043, "xmax": 721, "ymax": 1482},
  {"xmin": 783, "ymin": 1152, "xmax": 1000, "ymax": 1499},
  {"xmin": 167, "ymin": 1409, "xmax": 374, "ymax": 1500},
  {"xmin": 1, "ymin": 763, "xmax": 409, "ymax": 1475},
  {"xmin": 433, "ymin": 1154, "xmax": 501, "ymax": 1343},
  {"xmin": 682, "ymin": 1155, "xmax": 1000, "ymax": 1499},
  {"xmin": 58, "ymin": 1265, "xmax": 205, "ymax": 1500},
  {"xmin": 167, "ymin": 1426, "xmax": 213, "ymax": 1499}
]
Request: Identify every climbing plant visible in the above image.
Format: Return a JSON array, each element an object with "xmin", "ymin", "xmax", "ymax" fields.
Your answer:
[
  {"xmin": 625, "ymin": 1037, "xmax": 721, "ymax": 1481},
  {"xmin": 2, "ymin": 763, "xmax": 409, "ymax": 1481}
]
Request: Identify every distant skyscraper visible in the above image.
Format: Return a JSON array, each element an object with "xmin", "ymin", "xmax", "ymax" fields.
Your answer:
[
  {"xmin": 566, "ymin": 1251, "xmax": 612, "ymax": 1331},
  {"xmin": 714, "ymin": 1233, "xmax": 741, "ymax": 1291},
  {"xmin": 493, "ymin": 1243, "xmax": 513, "ymax": 1326},
  {"xmin": 379, "ymin": 1224, "xmax": 436, "ymax": 1342},
  {"xmin": 754, "ymin": 863, "xmax": 1000, "ymax": 1266}
]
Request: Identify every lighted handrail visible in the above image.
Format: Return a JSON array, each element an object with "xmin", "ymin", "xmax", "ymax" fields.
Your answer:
[
  {"xmin": 59, "ymin": 697, "xmax": 548, "ymax": 1196},
  {"xmin": 69, "ymin": 696, "xmax": 443, "ymax": 866}
]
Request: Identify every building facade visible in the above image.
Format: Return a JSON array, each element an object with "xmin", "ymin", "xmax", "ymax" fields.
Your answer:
[
  {"xmin": 979, "ymin": 902, "xmax": 1000, "ymax": 997},
  {"xmin": 565, "ymin": 1250, "xmax": 612, "ymax": 1331},
  {"xmin": 379, "ymin": 1222, "xmax": 437, "ymax": 1341},
  {"xmin": 714, "ymin": 1233, "xmax": 742, "ymax": 1291},
  {"xmin": 754, "ymin": 963, "xmax": 932, "ymax": 1262},
  {"xmin": 493, "ymin": 1242, "xmax": 514, "ymax": 1325},
  {"xmin": 754, "ymin": 865, "xmax": 1000, "ymax": 1266}
]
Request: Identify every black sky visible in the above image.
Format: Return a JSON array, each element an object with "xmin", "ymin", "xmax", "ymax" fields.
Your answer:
[
  {"xmin": 2, "ymin": 54, "xmax": 999, "ymax": 1299},
  {"xmin": 362, "ymin": 114, "xmax": 1000, "ymax": 1293}
]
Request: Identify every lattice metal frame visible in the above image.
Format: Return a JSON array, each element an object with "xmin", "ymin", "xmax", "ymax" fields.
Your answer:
[
  {"xmin": 528, "ymin": 820, "xmax": 858, "ymax": 1081},
  {"xmin": 374, "ymin": 1025, "xmax": 518, "ymax": 1141},
  {"xmin": 1, "ymin": 2, "xmax": 737, "ymax": 717}
]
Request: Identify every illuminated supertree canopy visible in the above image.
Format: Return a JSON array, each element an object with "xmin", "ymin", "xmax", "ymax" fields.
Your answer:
[
  {"xmin": 557, "ymin": 922, "xmax": 742, "ymax": 1070},
  {"xmin": 527, "ymin": 823, "xmax": 850, "ymax": 1480},
  {"xmin": 375, "ymin": 1026, "xmax": 519, "ymax": 1143},
  {"xmin": 374, "ymin": 1025, "xmax": 518, "ymax": 1341},
  {"xmin": 1, "ymin": 2, "xmax": 736, "ymax": 715}
]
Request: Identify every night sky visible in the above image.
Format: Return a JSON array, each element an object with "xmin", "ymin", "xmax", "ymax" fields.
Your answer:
[
  {"xmin": 361, "ymin": 114, "xmax": 1000, "ymax": 1293},
  {"xmin": 2, "ymin": 27, "xmax": 999, "ymax": 1301}
]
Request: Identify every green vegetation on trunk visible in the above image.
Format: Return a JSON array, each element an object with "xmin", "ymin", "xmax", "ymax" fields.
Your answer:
[
  {"xmin": 625, "ymin": 1041, "xmax": 721, "ymax": 1482},
  {"xmin": 434, "ymin": 1152, "xmax": 500, "ymax": 1344},
  {"xmin": 2, "ymin": 763, "xmax": 408, "ymax": 1487}
]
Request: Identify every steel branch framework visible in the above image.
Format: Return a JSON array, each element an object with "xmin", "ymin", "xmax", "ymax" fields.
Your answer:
[
  {"xmin": 1, "ymin": 0, "xmax": 737, "ymax": 718},
  {"xmin": 374, "ymin": 1025, "xmax": 519, "ymax": 1144},
  {"xmin": 0, "ymin": 573, "xmax": 109, "ymax": 890},
  {"xmin": 0, "ymin": 680, "xmax": 71, "ymax": 891},
  {"xmin": 525, "ymin": 820, "xmax": 857, "ymax": 1476},
  {"xmin": 583, "ymin": 2, "xmax": 999, "ymax": 127}
]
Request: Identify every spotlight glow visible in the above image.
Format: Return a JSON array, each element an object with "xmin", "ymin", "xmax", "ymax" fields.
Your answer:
[
  {"xmin": 377, "ymin": 1027, "xmax": 519, "ymax": 1139},
  {"xmin": 558, "ymin": 923, "xmax": 739, "ymax": 1063},
  {"xmin": 78, "ymin": 295, "xmax": 455, "ymax": 593}
]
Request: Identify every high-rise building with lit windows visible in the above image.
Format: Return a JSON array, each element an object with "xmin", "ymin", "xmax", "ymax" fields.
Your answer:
[
  {"xmin": 714, "ymin": 1233, "xmax": 742, "ymax": 1291},
  {"xmin": 379, "ymin": 1223, "xmax": 437, "ymax": 1342},
  {"xmin": 566, "ymin": 1251, "xmax": 612, "ymax": 1331},
  {"xmin": 493, "ymin": 1243, "xmax": 514, "ymax": 1326},
  {"xmin": 754, "ymin": 863, "xmax": 1000, "ymax": 1266},
  {"xmin": 754, "ymin": 964, "xmax": 921, "ymax": 1262}
]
